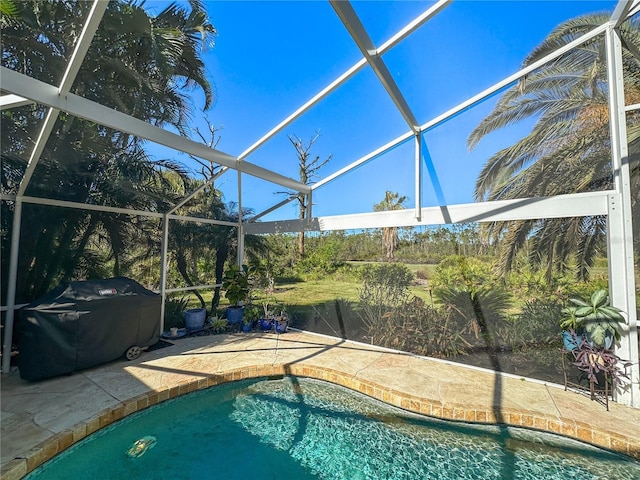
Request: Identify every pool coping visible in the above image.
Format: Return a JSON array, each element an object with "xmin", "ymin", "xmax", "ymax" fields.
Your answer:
[{"xmin": 2, "ymin": 331, "xmax": 639, "ymax": 479}]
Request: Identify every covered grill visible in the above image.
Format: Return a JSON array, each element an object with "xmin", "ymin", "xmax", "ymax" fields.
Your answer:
[{"xmin": 18, "ymin": 277, "xmax": 160, "ymax": 381}]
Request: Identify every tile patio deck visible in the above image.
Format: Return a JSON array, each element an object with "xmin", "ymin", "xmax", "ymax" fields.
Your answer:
[{"xmin": 2, "ymin": 330, "xmax": 640, "ymax": 479}]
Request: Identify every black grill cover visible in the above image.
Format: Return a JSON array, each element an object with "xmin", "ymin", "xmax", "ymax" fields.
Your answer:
[{"xmin": 18, "ymin": 277, "xmax": 160, "ymax": 381}]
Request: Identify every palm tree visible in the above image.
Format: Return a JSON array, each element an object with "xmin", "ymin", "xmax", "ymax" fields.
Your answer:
[
  {"xmin": 467, "ymin": 13, "xmax": 640, "ymax": 282},
  {"xmin": 1, "ymin": 0, "xmax": 216, "ymax": 302},
  {"xmin": 0, "ymin": 0, "xmax": 18, "ymax": 24},
  {"xmin": 374, "ymin": 191, "xmax": 407, "ymax": 262}
]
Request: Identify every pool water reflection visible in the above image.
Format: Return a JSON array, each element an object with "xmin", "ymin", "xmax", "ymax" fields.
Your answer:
[{"xmin": 26, "ymin": 377, "xmax": 640, "ymax": 480}]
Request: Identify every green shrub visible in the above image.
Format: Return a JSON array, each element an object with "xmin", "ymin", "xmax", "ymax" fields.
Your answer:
[
  {"xmin": 435, "ymin": 286, "xmax": 511, "ymax": 342},
  {"xmin": 483, "ymin": 295, "xmax": 565, "ymax": 352},
  {"xmin": 358, "ymin": 263, "xmax": 413, "ymax": 328},
  {"xmin": 430, "ymin": 255, "xmax": 496, "ymax": 291},
  {"xmin": 430, "ymin": 256, "xmax": 510, "ymax": 345},
  {"xmin": 365, "ymin": 296, "xmax": 471, "ymax": 358},
  {"xmin": 164, "ymin": 296, "xmax": 188, "ymax": 329},
  {"xmin": 415, "ymin": 268, "xmax": 430, "ymax": 280},
  {"xmin": 516, "ymin": 297, "xmax": 564, "ymax": 345},
  {"xmin": 565, "ymin": 279, "xmax": 610, "ymax": 302},
  {"xmin": 331, "ymin": 263, "xmax": 362, "ymax": 282}
]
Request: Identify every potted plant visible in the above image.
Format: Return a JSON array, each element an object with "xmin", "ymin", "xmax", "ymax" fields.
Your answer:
[
  {"xmin": 184, "ymin": 307, "xmax": 207, "ymax": 331},
  {"xmin": 562, "ymin": 329, "xmax": 632, "ymax": 409},
  {"xmin": 560, "ymin": 289, "xmax": 625, "ymax": 349},
  {"xmin": 259, "ymin": 302, "xmax": 274, "ymax": 331},
  {"xmin": 564, "ymin": 331, "xmax": 632, "ymax": 385},
  {"xmin": 242, "ymin": 305, "xmax": 261, "ymax": 332},
  {"xmin": 273, "ymin": 305, "xmax": 289, "ymax": 334},
  {"xmin": 559, "ymin": 290, "xmax": 631, "ymax": 408},
  {"xmin": 222, "ymin": 264, "xmax": 250, "ymax": 325}
]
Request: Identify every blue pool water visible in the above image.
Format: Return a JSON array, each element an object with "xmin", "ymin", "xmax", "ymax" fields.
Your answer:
[{"xmin": 26, "ymin": 377, "xmax": 640, "ymax": 479}]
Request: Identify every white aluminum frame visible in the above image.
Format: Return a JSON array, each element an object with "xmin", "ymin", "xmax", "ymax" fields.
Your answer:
[
  {"xmin": 605, "ymin": 21, "xmax": 640, "ymax": 407},
  {"xmin": 0, "ymin": 0, "xmax": 638, "ymax": 408}
]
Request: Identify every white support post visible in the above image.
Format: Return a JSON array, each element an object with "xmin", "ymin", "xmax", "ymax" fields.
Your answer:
[
  {"xmin": 238, "ymin": 224, "xmax": 245, "ymax": 268},
  {"xmin": 2, "ymin": 199, "xmax": 23, "ymax": 373},
  {"xmin": 237, "ymin": 171, "xmax": 244, "ymax": 266},
  {"xmin": 605, "ymin": 25, "xmax": 639, "ymax": 407},
  {"xmin": 414, "ymin": 133, "xmax": 422, "ymax": 221},
  {"xmin": 307, "ymin": 190, "xmax": 313, "ymax": 225},
  {"xmin": 159, "ymin": 215, "xmax": 170, "ymax": 335}
]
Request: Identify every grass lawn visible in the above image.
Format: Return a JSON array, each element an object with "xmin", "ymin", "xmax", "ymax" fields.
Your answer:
[
  {"xmin": 273, "ymin": 269, "xmax": 435, "ymax": 309},
  {"xmin": 270, "ymin": 280, "xmax": 360, "ymax": 307}
]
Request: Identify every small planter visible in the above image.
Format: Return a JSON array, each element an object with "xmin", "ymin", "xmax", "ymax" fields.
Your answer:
[
  {"xmin": 226, "ymin": 306, "xmax": 244, "ymax": 325},
  {"xmin": 184, "ymin": 308, "xmax": 206, "ymax": 331},
  {"xmin": 259, "ymin": 318, "xmax": 273, "ymax": 331},
  {"xmin": 274, "ymin": 318, "xmax": 288, "ymax": 334},
  {"xmin": 242, "ymin": 322, "xmax": 253, "ymax": 332}
]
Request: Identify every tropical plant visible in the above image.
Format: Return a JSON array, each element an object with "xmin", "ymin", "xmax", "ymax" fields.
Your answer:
[
  {"xmin": 164, "ymin": 171, "xmax": 233, "ymax": 308},
  {"xmin": 222, "ymin": 264, "xmax": 251, "ymax": 307},
  {"xmin": 431, "ymin": 255, "xmax": 510, "ymax": 341},
  {"xmin": 0, "ymin": 0, "xmax": 18, "ymax": 25},
  {"xmin": 208, "ymin": 203, "xmax": 268, "ymax": 311},
  {"xmin": 467, "ymin": 13, "xmax": 640, "ymax": 282},
  {"xmin": 358, "ymin": 263, "xmax": 413, "ymax": 328},
  {"xmin": 243, "ymin": 304, "xmax": 262, "ymax": 325},
  {"xmin": 360, "ymin": 294, "xmax": 472, "ymax": 358},
  {"xmin": 373, "ymin": 191, "xmax": 407, "ymax": 262},
  {"xmin": 163, "ymin": 295, "xmax": 189, "ymax": 329},
  {"xmin": 559, "ymin": 289, "xmax": 625, "ymax": 348},
  {"xmin": 513, "ymin": 297, "xmax": 564, "ymax": 346},
  {"xmin": 208, "ymin": 315, "xmax": 228, "ymax": 334},
  {"xmin": 436, "ymin": 286, "xmax": 511, "ymax": 340},
  {"xmin": 1, "ymin": 0, "xmax": 217, "ymax": 303}
]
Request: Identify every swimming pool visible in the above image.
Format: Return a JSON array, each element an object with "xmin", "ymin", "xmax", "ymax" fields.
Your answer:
[{"xmin": 25, "ymin": 376, "xmax": 640, "ymax": 479}]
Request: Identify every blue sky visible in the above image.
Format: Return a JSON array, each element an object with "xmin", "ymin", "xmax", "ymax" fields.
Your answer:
[{"xmin": 144, "ymin": 0, "xmax": 617, "ymax": 221}]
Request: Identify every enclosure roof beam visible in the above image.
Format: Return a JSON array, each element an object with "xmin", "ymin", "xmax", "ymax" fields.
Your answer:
[
  {"xmin": 611, "ymin": 0, "xmax": 639, "ymax": 27},
  {"xmin": 167, "ymin": 167, "xmax": 228, "ymax": 215},
  {"xmin": 0, "ymin": 67, "xmax": 310, "ymax": 194},
  {"xmin": 313, "ymin": 7, "xmax": 606, "ymax": 194},
  {"xmin": 237, "ymin": 60, "xmax": 366, "ymax": 161},
  {"xmin": 377, "ymin": 0, "xmax": 451, "ymax": 53},
  {"xmin": 249, "ymin": 196, "xmax": 298, "ymax": 222},
  {"xmin": 0, "ymin": 94, "xmax": 34, "ymax": 110},
  {"xmin": 244, "ymin": 191, "xmax": 612, "ymax": 234},
  {"xmin": 330, "ymin": 0, "xmax": 420, "ymax": 133},
  {"xmin": 2, "ymin": 194, "xmax": 239, "ymax": 227}
]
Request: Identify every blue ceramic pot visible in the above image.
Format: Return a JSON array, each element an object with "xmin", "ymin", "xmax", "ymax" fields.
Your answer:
[
  {"xmin": 274, "ymin": 319, "xmax": 288, "ymax": 334},
  {"xmin": 226, "ymin": 306, "xmax": 244, "ymax": 325},
  {"xmin": 259, "ymin": 318, "xmax": 273, "ymax": 331},
  {"xmin": 184, "ymin": 308, "xmax": 206, "ymax": 331}
]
